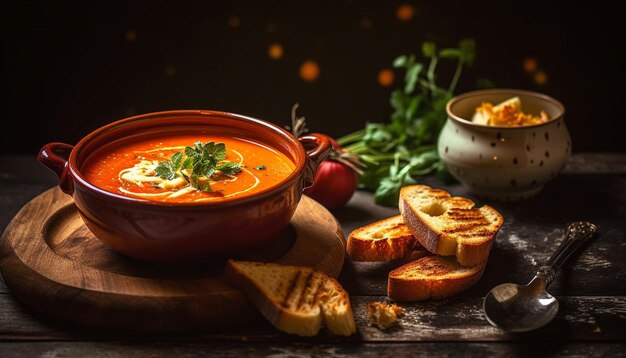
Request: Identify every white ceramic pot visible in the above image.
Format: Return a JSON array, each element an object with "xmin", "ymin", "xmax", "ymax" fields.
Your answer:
[{"xmin": 439, "ymin": 89, "xmax": 570, "ymax": 201}]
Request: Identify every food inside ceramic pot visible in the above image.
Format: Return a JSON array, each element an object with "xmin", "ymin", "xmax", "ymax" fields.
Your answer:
[
  {"xmin": 82, "ymin": 134, "xmax": 295, "ymax": 203},
  {"xmin": 472, "ymin": 96, "xmax": 549, "ymax": 126}
]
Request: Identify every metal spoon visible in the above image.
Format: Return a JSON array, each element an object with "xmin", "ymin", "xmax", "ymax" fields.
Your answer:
[{"xmin": 483, "ymin": 221, "xmax": 597, "ymax": 332}]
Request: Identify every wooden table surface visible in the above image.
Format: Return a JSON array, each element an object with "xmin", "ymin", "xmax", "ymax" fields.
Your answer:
[{"xmin": 1, "ymin": 154, "xmax": 625, "ymax": 357}]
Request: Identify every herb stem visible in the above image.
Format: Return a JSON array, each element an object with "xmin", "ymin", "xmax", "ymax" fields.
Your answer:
[
  {"xmin": 347, "ymin": 144, "xmax": 436, "ymax": 163},
  {"xmin": 418, "ymin": 79, "xmax": 442, "ymax": 96},
  {"xmin": 410, "ymin": 163, "xmax": 438, "ymax": 176},
  {"xmin": 343, "ymin": 142, "xmax": 369, "ymax": 153},
  {"xmin": 397, "ymin": 161, "xmax": 414, "ymax": 178},
  {"xmin": 381, "ymin": 139, "xmax": 399, "ymax": 152},
  {"xmin": 391, "ymin": 152, "xmax": 401, "ymax": 177},
  {"xmin": 448, "ymin": 59, "xmax": 463, "ymax": 94},
  {"xmin": 358, "ymin": 155, "xmax": 381, "ymax": 165},
  {"xmin": 337, "ymin": 128, "xmax": 366, "ymax": 146},
  {"xmin": 427, "ymin": 56, "xmax": 439, "ymax": 97}
]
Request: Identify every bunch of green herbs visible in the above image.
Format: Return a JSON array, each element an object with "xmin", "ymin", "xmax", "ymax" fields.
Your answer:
[{"xmin": 337, "ymin": 39, "xmax": 476, "ymax": 206}]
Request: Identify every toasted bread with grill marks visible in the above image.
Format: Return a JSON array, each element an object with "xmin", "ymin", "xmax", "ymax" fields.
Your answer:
[
  {"xmin": 347, "ymin": 215, "xmax": 429, "ymax": 262},
  {"xmin": 399, "ymin": 185, "xmax": 503, "ymax": 267},
  {"xmin": 388, "ymin": 255, "xmax": 486, "ymax": 301},
  {"xmin": 225, "ymin": 260, "xmax": 356, "ymax": 337}
]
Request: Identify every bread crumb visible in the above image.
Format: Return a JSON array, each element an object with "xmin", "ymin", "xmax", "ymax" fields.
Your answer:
[{"xmin": 367, "ymin": 301, "xmax": 403, "ymax": 330}]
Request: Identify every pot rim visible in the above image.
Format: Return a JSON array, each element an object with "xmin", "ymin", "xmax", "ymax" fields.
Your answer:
[
  {"xmin": 446, "ymin": 88, "xmax": 565, "ymax": 130},
  {"xmin": 68, "ymin": 110, "xmax": 306, "ymax": 208}
]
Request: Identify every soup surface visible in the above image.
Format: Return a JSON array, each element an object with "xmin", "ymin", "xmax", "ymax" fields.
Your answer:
[{"xmin": 82, "ymin": 134, "xmax": 295, "ymax": 203}]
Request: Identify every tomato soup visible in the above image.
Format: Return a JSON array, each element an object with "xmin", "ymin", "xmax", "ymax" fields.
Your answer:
[{"xmin": 82, "ymin": 134, "xmax": 295, "ymax": 203}]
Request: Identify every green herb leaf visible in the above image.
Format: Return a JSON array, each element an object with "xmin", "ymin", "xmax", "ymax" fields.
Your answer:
[
  {"xmin": 182, "ymin": 156, "xmax": 194, "ymax": 170},
  {"xmin": 405, "ymin": 96, "xmax": 421, "ymax": 121},
  {"xmin": 185, "ymin": 146, "xmax": 197, "ymax": 158},
  {"xmin": 197, "ymin": 181, "xmax": 213, "ymax": 192},
  {"xmin": 202, "ymin": 142, "xmax": 226, "ymax": 162},
  {"xmin": 254, "ymin": 164, "xmax": 266, "ymax": 171},
  {"xmin": 155, "ymin": 150, "xmax": 184, "ymax": 180},
  {"xmin": 390, "ymin": 90, "xmax": 408, "ymax": 116},
  {"xmin": 422, "ymin": 42, "xmax": 437, "ymax": 58},
  {"xmin": 155, "ymin": 161, "xmax": 176, "ymax": 180},
  {"xmin": 438, "ymin": 48, "xmax": 461, "ymax": 58},
  {"xmin": 393, "ymin": 55, "xmax": 408, "ymax": 68},
  {"xmin": 363, "ymin": 123, "xmax": 393, "ymax": 145},
  {"xmin": 374, "ymin": 177, "xmax": 404, "ymax": 206},
  {"xmin": 171, "ymin": 152, "xmax": 183, "ymax": 169},
  {"xmin": 190, "ymin": 175, "xmax": 199, "ymax": 189},
  {"xmin": 193, "ymin": 158, "xmax": 216, "ymax": 178},
  {"xmin": 217, "ymin": 162, "xmax": 242, "ymax": 175},
  {"xmin": 404, "ymin": 63, "xmax": 424, "ymax": 94},
  {"xmin": 459, "ymin": 38, "xmax": 476, "ymax": 65}
]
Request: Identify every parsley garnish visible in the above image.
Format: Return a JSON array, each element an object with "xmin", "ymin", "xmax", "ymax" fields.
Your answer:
[
  {"xmin": 155, "ymin": 152, "xmax": 182, "ymax": 180},
  {"xmin": 216, "ymin": 162, "xmax": 242, "ymax": 175},
  {"xmin": 254, "ymin": 165, "xmax": 266, "ymax": 170},
  {"xmin": 155, "ymin": 141, "xmax": 241, "ymax": 192}
]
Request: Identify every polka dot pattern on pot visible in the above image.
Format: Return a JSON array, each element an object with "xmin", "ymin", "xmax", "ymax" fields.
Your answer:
[{"xmin": 438, "ymin": 104, "xmax": 571, "ymax": 201}]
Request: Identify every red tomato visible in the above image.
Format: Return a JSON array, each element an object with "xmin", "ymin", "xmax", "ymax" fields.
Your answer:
[{"xmin": 304, "ymin": 160, "xmax": 357, "ymax": 210}]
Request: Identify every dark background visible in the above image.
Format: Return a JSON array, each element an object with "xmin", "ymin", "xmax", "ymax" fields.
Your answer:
[{"xmin": 2, "ymin": 1, "xmax": 625, "ymax": 154}]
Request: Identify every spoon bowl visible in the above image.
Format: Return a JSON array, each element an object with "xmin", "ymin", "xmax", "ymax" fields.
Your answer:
[
  {"xmin": 483, "ymin": 278, "xmax": 558, "ymax": 332},
  {"xmin": 483, "ymin": 221, "xmax": 597, "ymax": 332}
]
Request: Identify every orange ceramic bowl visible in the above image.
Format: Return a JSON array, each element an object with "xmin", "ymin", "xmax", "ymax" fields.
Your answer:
[{"xmin": 39, "ymin": 110, "xmax": 332, "ymax": 262}]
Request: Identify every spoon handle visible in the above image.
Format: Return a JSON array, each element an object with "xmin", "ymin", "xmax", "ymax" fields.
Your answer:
[{"xmin": 535, "ymin": 221, "xmax": 597, "ymax": 286}]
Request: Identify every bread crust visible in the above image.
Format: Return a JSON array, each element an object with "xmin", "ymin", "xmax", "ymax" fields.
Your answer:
[
  {"xmin": 225, "ymin": 260, "xmax": 356, "ymax": 337},
  {"xmin": 347, "ymin": 215, "xmax": 421, "ymax": 261},
  {"xmin": 400, "ymin": 199, "xmax": 441, "ymax": 254},
  {"xmin": 400, "ymin": 185, "xmax": 503, "ymax": 267},
  {"xmin": 387, "ymin": 256, "xmax": 486, "ymax": 301}
]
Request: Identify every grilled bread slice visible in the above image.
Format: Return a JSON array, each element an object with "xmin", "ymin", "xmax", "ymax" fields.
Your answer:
[
  {"xmin": 388, "ymin": 255, "xmax": 486, "ymax": 301},
  {"xmin": 347, "ymin": 215, "xmax": 429, "ymax": 262},
  {"xmin": 399, "ymin": 185, "xmax": 503, "ymax": 267},
  {"xmin": 225, "ymin": 260, "xmax": 356, "ymax": 337}
]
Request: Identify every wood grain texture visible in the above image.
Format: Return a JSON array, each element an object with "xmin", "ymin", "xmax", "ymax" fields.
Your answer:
[
  {"xmin": 2, "ymin": 342, "xmax": 625, "ymax": 358},
  {"xmin": 0, "ymin": 188, "xmax": 345, "ymax": 332},
  {"xmin": 2, "ymin": 294, "xmax": 624, "ymax": 342}
]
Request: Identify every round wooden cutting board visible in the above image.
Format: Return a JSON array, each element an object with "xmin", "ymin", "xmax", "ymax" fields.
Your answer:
[{"xmin": 0, "ymin": 188, "xmax": 345, "ymax": 332}]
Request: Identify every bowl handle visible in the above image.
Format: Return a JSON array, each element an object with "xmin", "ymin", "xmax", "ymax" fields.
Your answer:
[
  {"xmin": 298, "ymin": 133, "xmax": 332, "ymax": 189},
  {"xmin": 39, "ymin": 142, "xmax": 75, "ymax": 195}
]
